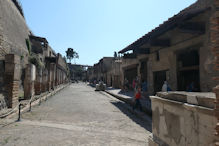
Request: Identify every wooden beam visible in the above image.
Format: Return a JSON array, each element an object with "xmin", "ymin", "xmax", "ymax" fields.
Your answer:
[
  {"xmin": 150, "ymin": 39, "xmax": 170, "ymax": 47},
  {"xmin": 179, "ymin": 65, "xmax": 199, "ymax": 71},
  {"xmin": 135, "ymin": 48, "xmax": 150, "ymax": 54},
  {"xmin": 178, "ymin": 22, "xmax": 205, "ymax": 34}
]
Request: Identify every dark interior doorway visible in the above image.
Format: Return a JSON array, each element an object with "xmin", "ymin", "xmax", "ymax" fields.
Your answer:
[
  {"xmin": 124, "ymin": 67, "xmax": 137, "ymax": 85},
  {"xmin": 177, "ymin": 49, "xmax": 200, "ymax": 91},
  {"xmin": 140, "ymin": 60, "xmax": 147, "ymax": 82},
  {"xmin": 153, "ymin": 70, "xmax": 166, "ymax": 94}
]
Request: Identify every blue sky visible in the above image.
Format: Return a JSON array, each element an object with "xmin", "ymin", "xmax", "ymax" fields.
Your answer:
[{"xmin": 20, "ymin": 0, "xmax": 196, "ymax": 65}]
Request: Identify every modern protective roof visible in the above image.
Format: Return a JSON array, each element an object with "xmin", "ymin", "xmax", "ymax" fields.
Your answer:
[{"xmin": 119, "ymin": 0, "xmax": 210, "ymax": 54}]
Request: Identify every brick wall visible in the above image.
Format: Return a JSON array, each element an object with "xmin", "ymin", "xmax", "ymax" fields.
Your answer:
[
  {"xmin": 0, "ymin": 0, "xmax": 29, "ymax": 66},
  {"xmin": 210, "ymin": 0, "xmax": 219, "ymax": 145}
]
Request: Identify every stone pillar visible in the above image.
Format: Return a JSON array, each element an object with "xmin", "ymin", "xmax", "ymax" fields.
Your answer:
[
  {"xmin": 60, "ymin": 71, "xmax": 63, "ymax": 84},
  {"xmin": 42, "ymin": 69, "xmax": 48, "ymax": 92},
  {"xmin": 24, "ymin": 64, "xmax": 36, "ymax": 99},
  {"xmin": 50, "ymin": 63, "xmax": 56, "ymax": 89},
  {"xmin": 47, "ymin": 64, "xmax": 51, "ymax": 91},
  {"xmin": 4, "ymin": 54, "xmax": 20, "ymax": 108},
  {"xmin": 55, "ymin": 68, "xmax": 58, "ymax": 86},
  {"xmin": 59, "ymin": 70, "xmax": 61, "ymax": 84},
  {"xmin": 34, "ymin": 68, "xmax": 42, "ymax": 95}
]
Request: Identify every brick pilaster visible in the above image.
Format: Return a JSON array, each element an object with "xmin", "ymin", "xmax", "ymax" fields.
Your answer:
[
  {"xmin": 4, "ymin": 54, "xmax": 20, "ymax": 108},
  {"xmin": 210, "ymin": 0, "xmax": 219, "ymax": 145}
]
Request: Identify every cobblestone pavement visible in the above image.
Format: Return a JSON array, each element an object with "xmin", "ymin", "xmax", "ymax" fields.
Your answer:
[{"xmin": 0, "ymin": 83, "xmax": 151, "ymax": 146}]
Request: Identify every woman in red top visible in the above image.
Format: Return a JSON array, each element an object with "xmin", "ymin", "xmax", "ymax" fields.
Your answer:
[{"xmin": 133, "ymin": 87, "xmax": 142, "ymax": 111}]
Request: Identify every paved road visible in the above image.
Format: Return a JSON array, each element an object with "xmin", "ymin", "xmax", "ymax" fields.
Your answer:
[{"xmin": 0, "ymin": 83, "xmax": 151, "ymax": 146}]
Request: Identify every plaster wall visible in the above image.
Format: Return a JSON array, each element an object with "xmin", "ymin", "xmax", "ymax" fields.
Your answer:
[
  {"xmin": 145, "ymin": 11, "xmax": 217, "ymax": 94},
  {"xmin": 150, "ymin": 94, "xmax": 218, "ymax": 146}
]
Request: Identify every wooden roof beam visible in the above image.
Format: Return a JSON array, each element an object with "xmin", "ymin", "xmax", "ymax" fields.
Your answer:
[
  {"xmin": 150, "ymin": 39, "xmax": 171, "ymax": 47},
  {"xmin": 178, "ymin": 22, "xmax": 205, "ymax": 34}
]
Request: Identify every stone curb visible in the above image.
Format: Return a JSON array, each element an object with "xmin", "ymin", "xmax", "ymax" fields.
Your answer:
[
  {"xmin": 100, "ymin": 91, "xmax": 152, "ymax": 125},
  {"xmin": 5, "ymin": 83, "xmax": 70, "ymax": 119},
  {"xmin": 104, "ymin": 90, "xmax": 152, "ymax": 116}
]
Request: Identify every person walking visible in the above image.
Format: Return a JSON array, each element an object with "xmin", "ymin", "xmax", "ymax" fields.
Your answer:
[{"xmin": 133, "ymin": 87, "xmax": 142, "ymax": 112}]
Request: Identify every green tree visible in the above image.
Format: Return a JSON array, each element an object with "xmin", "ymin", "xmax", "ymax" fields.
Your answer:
[
  {"xmin": 114, "ymin": 51, "xmax": 117, "ymax": 58},
  {"xmin": 66, "ymin": 48, "xmax": 74, "ymax": 63},
  {"xmin": 66, "ymin": 48, "xmax": 79, "ymax": 64},
  {"xmin": 73, "ymin": 51, "xmax": 79, "ymax": 64}
]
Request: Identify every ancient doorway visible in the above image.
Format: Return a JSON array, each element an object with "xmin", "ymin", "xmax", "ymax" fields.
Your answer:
[
  {"xmin": 124, "ymin": 66, "xmax": 137, "ymax": 86},
  {"xmin": 177, "ymin": 49, "xmax": 200, "ymax": 91},
  {"xmin": 153, "ymin": 70, "xmax": 166, "ymax": 94},
  {"xmin": 140, "ymin": 60, "xmax": 147, "ymax": 82}
]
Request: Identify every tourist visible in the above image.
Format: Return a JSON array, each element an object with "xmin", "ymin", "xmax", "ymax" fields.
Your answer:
[
  {"xmin": 133, "ymin": 87, "xmax": 142, "ymax": 112},
  {"xmin": 162, "ymin": 81, "xmax": 172, "ymax": 92}
]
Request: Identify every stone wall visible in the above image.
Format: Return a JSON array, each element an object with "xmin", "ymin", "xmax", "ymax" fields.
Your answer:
[
  {"xmin": 149, "ymin": 92, "xmax": 218, "ymax": 146},
  {"xmin": 0, "ymin": 60, "xmax": 5, "ymax": 92},
  {"xmin": 210, "ymin": 0, "xmax": 219, "ymax": 144},
  {"xmin": 0, "ymin": 0, "xmax": 30, "ymax": 65}
]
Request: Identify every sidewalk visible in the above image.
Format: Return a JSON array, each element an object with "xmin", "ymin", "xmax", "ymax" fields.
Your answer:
[
  {"xmin": 0, "ymin": 83, "xmax": 70, "ymax": 120},
  {"xmin": 105, "ymin": 87, "xmax": 152, "ymax": 115}
]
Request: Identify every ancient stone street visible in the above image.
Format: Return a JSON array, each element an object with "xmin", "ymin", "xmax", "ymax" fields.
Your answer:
[{"xmin": 0, "ymin": 83, "xmax": 151, "ymax": 146}]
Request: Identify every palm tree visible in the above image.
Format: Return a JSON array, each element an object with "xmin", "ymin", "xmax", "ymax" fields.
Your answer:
[{"xmin": 66, "ymin": 48, "xmax": 79, "ymax": 64}]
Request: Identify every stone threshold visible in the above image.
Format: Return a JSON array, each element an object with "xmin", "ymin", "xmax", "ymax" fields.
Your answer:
[{"xmin": 104, "ymin": 90, "xmax": 152, "ymax": 116}]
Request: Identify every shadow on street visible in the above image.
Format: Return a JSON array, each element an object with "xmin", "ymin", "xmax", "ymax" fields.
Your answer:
[{"xmin": 110, "ymin": 101, "xmax": 152, "ymax": 132}]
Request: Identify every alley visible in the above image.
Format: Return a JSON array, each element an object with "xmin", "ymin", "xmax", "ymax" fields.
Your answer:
[{"xmin": 0, "ymin": 83, "xmax": 151, "ymax": 146}]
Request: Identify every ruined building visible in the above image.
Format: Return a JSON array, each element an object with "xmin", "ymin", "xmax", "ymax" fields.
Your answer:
[
  {"xmin": 90, "ymin": 57, "xmax": 114, "ymax": 85},
  {"xmin": 0, "ymin": 0, "xmax": 68, "ymax": 109},
  {"xmin": 119, "ymin": 0, "xmax": 218, "ymax": 95}
]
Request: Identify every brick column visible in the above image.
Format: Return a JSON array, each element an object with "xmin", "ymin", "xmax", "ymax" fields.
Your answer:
[
  {"xmin": 4, "ymin": 54, "xmax": 20, "ymax": 108},
  {"xmin": 210, "ymin": 0, "xmax": 219, "ymax": 145},
  {"xmin": 34, "ymin": 68, "xmax": 42, "ymax": 95},
  {"xmin": 24, "ymin": 64, "xmax": 36, "ymax": 99}
]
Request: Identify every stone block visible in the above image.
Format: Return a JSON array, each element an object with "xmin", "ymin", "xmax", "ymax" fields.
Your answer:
[
  {"xmin": 187, "ymin": 95, "xmax": 198, "ymax": 105},
  {"xmin": 197, "ymin": 96, "xmax": 215, "ymax": 108},
  {"xmin": 5, "ymin": 54, "xmax": 20, "ymax": 64},
  {"xmin": 157, "ymin": 92, "xmax": 187, "ymax": 103},
  {"xmin": 151, "ymin": 92, "xmax": 217, "ymax": 146},
  {"xmin": 5, "ymin": 63, "xmax": 20, "ymax": 81}
]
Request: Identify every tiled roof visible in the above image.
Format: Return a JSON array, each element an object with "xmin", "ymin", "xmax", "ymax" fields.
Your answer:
[{"xmin": 119, "ymin": 0, "xmax": 210, "ymax": 54}]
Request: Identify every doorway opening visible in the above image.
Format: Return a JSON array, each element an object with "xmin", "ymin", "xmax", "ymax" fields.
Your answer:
[
  {"xmin": 153, "ymin": 70, "xmax": 167, "ymax": 94},
  {"xmin": 177, "ymin": 49, "xmax": 200, "ymax": 91},
  {"xmin": 140, "ymin": 60, "xmax": 148, "ymax": 82},
  {"xmin": 124, "ymin": 66, "xmax": 138, "ymax": 89}
]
